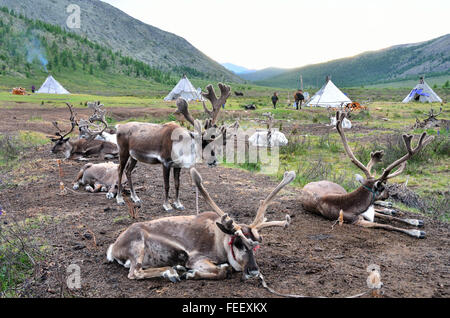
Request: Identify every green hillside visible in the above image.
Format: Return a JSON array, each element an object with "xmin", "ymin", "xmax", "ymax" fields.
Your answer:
[
  {"xmin": 0, "ymin": 7, "xmax": 192, "ymax": 94},
  {"xmin": 252, "ymin": 34, "xmax": 450, "ymax": 89},
  {"xmin": 0, "ymin": 0, "xmax": 241, "ymax": 83}
]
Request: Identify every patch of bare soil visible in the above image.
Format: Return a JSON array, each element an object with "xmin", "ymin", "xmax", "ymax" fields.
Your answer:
[
  {"xmin": 0, "ymin": 105, "xmax": 449, "ymax": 298},
  {"xmin": 0, "ymin": 105, "xmax": 176, "ymax": 135},
  {"xmin": 0, "ymin": 146, "xmax": 449, "ymax": 298}
]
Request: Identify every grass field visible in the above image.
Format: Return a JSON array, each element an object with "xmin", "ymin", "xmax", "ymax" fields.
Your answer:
[{"xmin": 0, "ymin": 84, "xmax": 449, "ymax": 297}]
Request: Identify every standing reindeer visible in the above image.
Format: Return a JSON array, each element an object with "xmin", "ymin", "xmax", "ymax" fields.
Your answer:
[
  {"xmin": 49, "ymin": 103, "xmax": 118, "ymax": 160},
  {"xmin": 115, "ymin": 83, "xmax": 236, "ymax": 212},
  {"xmin": 107, "ymin": 168, "xmax": 294, "ymax": 281},
  {"xmin": 298, "ymin": 111, "xmax": 434, "ymax": 238}
]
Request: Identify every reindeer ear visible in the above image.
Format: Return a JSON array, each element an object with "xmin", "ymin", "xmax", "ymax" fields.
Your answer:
[
  {"xmin": 63, "ymin": 137, "xmax": 70, "ymax": 142},
  {"xmin": 355, "ymin": 174, "xmax": 364, "ymax": 184},
  {"xmin": 216, "ymin": 222, "xmax": 235, "ymax": 235},
  {"xmin": 194, "ymin": 119, "xmax": 202, "ymax": 134}
]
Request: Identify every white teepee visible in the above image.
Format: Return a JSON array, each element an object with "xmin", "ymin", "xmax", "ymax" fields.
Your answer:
[
  {"xmin": 402, "ymin": 77, "xmax": 442, "ymax": 103},
  {"xmin": 36, "ymin": 75, "xmax": 70, "ymax": 94},
  {"xmin": 164, "ymin": 75, "xmax": 204, "ymax": 102},
  {"xmin": 307, "ymin": 76, "xmax": 351, "ymax": 108}
]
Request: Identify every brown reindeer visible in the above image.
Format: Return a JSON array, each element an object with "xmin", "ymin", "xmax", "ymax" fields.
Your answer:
[
  {"xmin": 115, "ymin": 83, "xmax": 236, "ymax": 212},
  {"xmin": 49, "ymin": 103, "xmax": 118, "ymax": 160},
  {"xmin": 73, "ymin": 162, "xmax": 127, "ymax": 199},
  {"xmin": 107, "ymin": 168, "xmax": 294, "ymax": 281},
  {"xmin": 298, "ymin": 111, "xmax": 434, "ymax": 238}
]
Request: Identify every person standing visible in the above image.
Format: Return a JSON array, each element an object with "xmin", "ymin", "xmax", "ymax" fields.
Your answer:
[
  {"xmin": 294, "ymin": 89, "xmax": 304, "ymax": 110},
  {"xmin": 271, "ymin": 92, "xmax": 279, "ymax": 109}
]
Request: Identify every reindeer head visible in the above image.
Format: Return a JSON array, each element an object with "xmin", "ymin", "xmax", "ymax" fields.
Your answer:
[
  {"xmin": 175, "ymin": 83, "xmax": 237, "ymax": 167},
  {"xmin": 48, "ymin": 103, "xmax": 77, "ymax": 156},
  {"xmin": 335, "ymin": 111, "xmax": 434, "ymax": 197},
  {"xmin": 190, "ymin": 168, "xmax": 295, "ymax": 280}
]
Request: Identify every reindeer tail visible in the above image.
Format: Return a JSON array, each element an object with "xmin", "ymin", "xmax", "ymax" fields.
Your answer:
[{"xmin": 74, "ymin": 163, "xmax": 94, "ymax": 183}]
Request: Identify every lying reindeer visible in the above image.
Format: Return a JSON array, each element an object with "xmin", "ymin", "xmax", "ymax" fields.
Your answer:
[
  {"xmin": 78, "ymin": 101, "xmax": 117, "ymax": 145},
  {"xmin": 73, "ymin": 162, "xmax": 127, "ymax": 199},
  {"xmin": 115, "ymin": 83, "xmax": 237, "ymax": 212},
  {"xmin": 107, "ymin": 168, "xmax": 294, "ymax": 281},
  {"xmin": 298, "ymin": 111, "xmax": 434, "ymax": 238},
  {"xmin": 49, "ymin": 103, "xmax": 118, "ymax": 160}
]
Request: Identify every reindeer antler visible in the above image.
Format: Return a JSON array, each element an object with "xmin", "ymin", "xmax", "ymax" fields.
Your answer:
[
  {"xmin": 250, "ymin": 171, "xmax": 295, "ymax": 229},
  {"xmin": 335, "ymin": 111, "xmax": 374, "ymax": 179},
  {"xmin": 190, "ymin": 168, "xmax": 259, "ymax": 249},
  {"xmin": 82, "ymin": 101, "xmax": 108, "ymax": 140},
  {"xmin": 51, "ymin": 103, "xmax": 78, "ymax": 140},
  {"xmin": 202, "ymin": 83, "xmax": 231, "ymax": 127},
  {"xmin": 175, "ymin": 98, "xmax": 196, "ymax": 127},
  {"xmin": 378, "ymin": 132, "xmax": 434, "ymax": 181}
]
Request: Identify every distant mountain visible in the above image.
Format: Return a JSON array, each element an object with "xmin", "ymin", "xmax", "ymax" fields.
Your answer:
[
  {"xmin": 251, "ymin": 34, "xmax": 450, "ymax": 88},
  {"xmin": 239, "ymin": 67, "xmax": 288, "ymax": 81},
  {"xmin": 0, "ymin": 0, "xmax": 242, "ymax": 82},
  {"xmin": 221, "ymin": 63, "xmax": 255, "ymax": 74}
]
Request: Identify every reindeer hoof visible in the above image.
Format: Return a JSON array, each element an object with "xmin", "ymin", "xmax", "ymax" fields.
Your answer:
[
  {"xmin": 163, "ymin": 203, "xmax": 174, "ymax": 213},
  {"xmin": 162, "ymin": 269, "xmax": 181, "ymax": 283},
  {"xmin": 133, "ymin": 199, "xmax": 142, "ymax": 208},
  {"xmin": 409, "ymin": 229, "xmax": 426, "ymax": 238},
  {"xmin": 73, "ymin": 184, "xmax": 79, "ymax": 190},
  {"xmin": 173, "ymin": 265, "xmax": 187, "ymax": 275},
  {"xmin": 173, "ymin": 202, "xmax": 185, "ymax": 211},
  {"xmin": 405, "ymin": 218, "xmax": 424, "ymax": 227},
  {"xmin": 106, "ymin": 192, "xmax": 115, "ymax": 200},
  {"xmin": 116, "ymin": 197, "xmax": 125, "ymax": 206}
]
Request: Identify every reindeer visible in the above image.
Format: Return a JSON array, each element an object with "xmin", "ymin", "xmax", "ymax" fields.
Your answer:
[
  {"xmin": 298, "ymin": 111, "xmax": 434, "ymax": 238},
  {"xmin": 115, "ymin": 83, "xmax": 237, "ymax": 212},
  {"xmin": 73, "ymin": 162, "xmax": 127, "ymax": 199},
  {"xmin": 107, "ymin": 168, "xmax": 294, "ymax": 281},
  {"xmin": 78, "ymin": 101, "xmax": 117, "ymax": 144},
  {"xmin": 49, "ymin": 103, "xmax": 118, "ymax": 160}
]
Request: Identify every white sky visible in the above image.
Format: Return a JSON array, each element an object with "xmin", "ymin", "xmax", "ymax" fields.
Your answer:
[{"xmin": 101, "ymin": 0, "xmax": 450, "ymax": 70}]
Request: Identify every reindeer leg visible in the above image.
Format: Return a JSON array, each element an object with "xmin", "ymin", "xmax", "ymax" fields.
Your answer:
[
  {"xmin": 374, "ymin": 207, "xmax": 400, "ymax": 216},
  {"xmin": 354, "ymin": 216, "xmax": 425, "ymax": 238},
  {"xmin": 133, "ymin": 266, "xmax": 182, "ymax": 282},
  {"xmin": 172, "ymin": 167, "xmax": 185, "ymax": 211},
  {"xmin": 85, "ymin": 183, "xmax": 102, "ymax": 193},
  {"xmin": 162, "ymin": 165, "xmax": 174, "ymax": 212},
  {"xmin": 125, "ymin": 158, "xmax": 140, "ymax": 206},
  {"xmin": 374, "ymin": 212, "xmax": 424, "ymax": 227},
  {"xmin": 182, "ymin": 259, "xmax": 232, "ymax": 280},
  {"xmin": 129, "ymin": 234, "xmax": 188, "ymax": 282},
  {"xmin": 116, "ymin": 152, "xmax": 129, "ymax": 206}
]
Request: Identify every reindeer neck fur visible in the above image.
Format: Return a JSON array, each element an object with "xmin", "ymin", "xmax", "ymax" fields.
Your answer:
[{"xmin": 322, "ymin": 185, "xmax": 375, "ymax": 215}]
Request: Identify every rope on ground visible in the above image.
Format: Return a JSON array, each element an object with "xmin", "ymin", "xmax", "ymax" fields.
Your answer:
[{"xmin": 258, "ymin": 273, "xmax": 369, "ymax": 298}]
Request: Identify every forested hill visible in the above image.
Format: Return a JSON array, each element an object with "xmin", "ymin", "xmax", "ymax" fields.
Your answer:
[
  {"xmin": 0, "ymin": 0, "xmax": 241, "ymax": 82},
  {"xmin": 251, "ymin": 34, "xmax": 450, "ymax": 88},
  {"xmin": 0, "ymin": 6, "xmax": 183, "ymax": 93}
]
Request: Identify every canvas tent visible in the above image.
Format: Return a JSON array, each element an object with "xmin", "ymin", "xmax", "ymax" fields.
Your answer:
[
  {"xmin": 36, "ymin": 75, "xmax": 70, "ymax": 94},
  {"xmin": 307, "ymin": 76, "xmax": 351, "ymax": 108},
  {"xmin": 164, "ymin": 75, "xmax": 204, "ymax": 102},
  {"xmin": 402, "ymin": 77, "xmax": 442, "ymax": 103}
]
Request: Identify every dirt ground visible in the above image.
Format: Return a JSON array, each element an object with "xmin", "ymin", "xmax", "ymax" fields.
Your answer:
[{"xmin": 1, "ymin": 105, "xmax": 449, "ymax": 298}]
